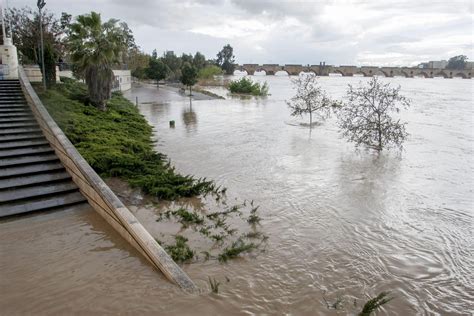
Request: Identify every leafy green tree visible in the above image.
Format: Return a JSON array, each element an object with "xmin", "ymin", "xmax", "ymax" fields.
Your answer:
[
  {"xmin": 216, "ymin": 44, "xmax": 235, "ymax": 75},
  {"xmin": 181, "ymin": 53, "xmax": 193, "ymax": 65},
  {"xmin": 193, "ymin": 52, "xmax": 207, "ymax": 70},
  {"xmin": 162, "ymin": 51, "xmax": 182, "ymax": 81},
  {"xmin": 180, "ymin": 62, "xmax": 198, "ymax": 95},
  {"xmin": 336, "ymin": 77, "xmax": 411, "ymax": 151},
  {"xmin": 447, "ymin": 55, "xmax": 468, "ymax": 69},
  {"xmin": 68, "ymin": 12, "xmax": 127, "ymax": 110},
  {"xmin": 128, "ymin": 48, "xmax": 150, "ymax": 79},
  {"xmin": 147, "ymin": 57, "xmax": 169, "ymax": 85},
  {"xmin": 6, "ymin": 7, "xmax": 70, "ymax": 86},
  {"xmin": 286, "ymin": 74, "xmax": 333, "ymax": 128},
  {"xmin": 198, "ymin": 65, "xmax": 223, "ymax": 79}
]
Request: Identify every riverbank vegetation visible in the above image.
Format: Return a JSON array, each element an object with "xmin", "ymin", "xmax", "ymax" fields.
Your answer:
[
  {"xmin": 37, "ymin": 78, "xmax": 268, "ymax": 263},
  {"xmin": 36, "ymin": 79, "xmax": 216, "ymax": 200},
  {"xmin": 228, "ymin": 77, "xmax": 269, "ymax": 96},
  {"xmin": 155, "ymin": 199, "xmax": 268, "ymax": 263}
]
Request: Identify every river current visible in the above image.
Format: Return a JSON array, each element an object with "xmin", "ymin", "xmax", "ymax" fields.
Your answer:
[{"xmin": 1, "ymin": 75, "xmax": 472, "ymax": 315}]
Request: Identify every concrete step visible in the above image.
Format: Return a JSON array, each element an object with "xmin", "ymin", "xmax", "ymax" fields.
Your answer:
[
  {"xmin": 0, "ymin": 145, "xmax": 53, "ymax": 158},
  {"xmin": 0, "ymin": 170, "xmax": 71, "ymax": 189},
  {"xmin": 0, "ymin": 180, "xmax": 77, "ymax": 203},
  {"xmin": 0, "ymin": 127, "xmax": 42, "ymax": 135},
  {"xmin": 0, "ymin": 138, "xmax": 49, "ymax": 149},
  {"xmin": 0, "ymin": 153, "xmax": 58, "ymax": 167},
  {"xmin": 0, "ymin": 134, "xmax": 44, "ymax": 143},
  {"xmin": 0, "ymin": 100, "xmax": 27, "ymax": 105},
  {"xmin": 0, "ymin": 161, "xmax": 64, "ymax": 178},
  {"xmin": 0, "ymin": 108, "xmax": 30, "ymax": 113},
  {"xmin": 0, "ymin": 103, "xmax": 28, "ymax": 107},
  {"xmin": 0, "ymin": 121, "xmax": 39, "ymax": 128},
  {"xmin": 0, "ymin": 97, "xmax": 25, "ymax": 101},
  {"xmin": 0, "ymin": 116, "xmax": 35, "ymax": 123},
  {"xmin": 0, "ymin": 113, "xmax": 33, "ymax": 119},
  {"xmin": 0, "ymin": 86, "xmax": 21, "ymax": 89},
  {"xmin": 0, "ymin": 191, "xmax": 87, "ymax": 217}
]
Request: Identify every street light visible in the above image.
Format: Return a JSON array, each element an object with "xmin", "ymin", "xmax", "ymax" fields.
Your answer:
[{"xmin": 37, "ymin": 0, "xmax": 46, "ymax": 90}]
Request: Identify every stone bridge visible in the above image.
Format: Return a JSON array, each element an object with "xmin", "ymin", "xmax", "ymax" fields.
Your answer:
[{"xmin": 236, "ymin": 64, "xmax": 472, "ymax": 79}]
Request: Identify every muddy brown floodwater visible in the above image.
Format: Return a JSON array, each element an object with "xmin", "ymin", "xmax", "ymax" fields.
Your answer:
[{"xmin": 1, "ymin": 76, "xmax": 473, "ymax": 315}]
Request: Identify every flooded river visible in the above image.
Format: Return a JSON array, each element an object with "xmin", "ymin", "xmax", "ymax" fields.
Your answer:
[{"xmin": 1, "ymin": 75, "xmax": 472, "ymax": 315}]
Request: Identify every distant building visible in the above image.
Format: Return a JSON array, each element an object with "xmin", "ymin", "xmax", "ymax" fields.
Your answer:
[
  {"xmin": 418, "ymin": 62, "xmax": 429, "ymax": 69},
  {"xmin": 428, "ymin": 60, "xmax": 448, "ymax": 69}
]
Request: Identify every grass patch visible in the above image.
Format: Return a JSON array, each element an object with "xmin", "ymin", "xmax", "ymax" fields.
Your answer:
[
  {"xmin": 359, "ymin": 292, "xmax": 393, "ymax": 316},
  {"xmin": 37, "ymin": 79, "xmax": 215, "ymax": 200},
  {"xmin": 165, "ymin": 235, "xmax": 194, "ymax": 263},
  {"xmin": 218, "ymin": 239, "xmax": 256, "ymax": 262},
  {"xmin": 228, "ymin": 77, "xmax": 269, "ymax": 96},
  {"xmin": 208, "ymin": 276, "xmax": 221, "ymax": 294}
]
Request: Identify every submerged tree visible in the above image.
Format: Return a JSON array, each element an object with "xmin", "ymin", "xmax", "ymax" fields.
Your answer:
[
  {"xmin": 180, "ymin": 62, "xmax": 198, "ymax": 95},
  {"xmin": 68, "ymin": 12, "xmax": 127, "ymax": 110},
  {"xmin": 216, "ymin": 44, "xmax": 235, "ymax": 75},
  {"xmin": 286, "ymin": 73, "xmax": 333, "ymax": 128},
  {"xmin": 336, "ymin": 77, "xmax": 410, "ymax": 151}
]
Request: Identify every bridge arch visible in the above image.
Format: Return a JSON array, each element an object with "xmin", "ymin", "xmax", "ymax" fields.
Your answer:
[
  {"xmin": 234, "ymin": 69, "xmax": 248, "ymax": 75},
  {"xmin": 434, "ymin": 71, "xmax": 449, "ymax": 78},
  {"xmin": 453, "ymin": 72, "xmax": 467, "ymax": 79},
  {"xmin": 254, "ymin": 69, "xmax": 267, "ymax": 76},
  {"xmin": 329, "ymin": 70, "xmax": 344, "ymax": 76},
  {"xmin": 299, "ymin": 71, "xmax": 318, "ymax": 76},
  {"xmin": 400, "ymin": 70, "xmax": 412, "ymax": 77},
  {"xmin": 354, "ymin": 71, "xmax": 368, "ymax": 77},
  {"xmin": 275, "ymin": 70, "xmax": 289, "ymax": 76},
  {"xmin": 414, "ymin": 71, "xmax": 430, "ymax": 78},
  {"xmin": 374, "ymin": 70, "xmax": 387, "ymax": 77}
]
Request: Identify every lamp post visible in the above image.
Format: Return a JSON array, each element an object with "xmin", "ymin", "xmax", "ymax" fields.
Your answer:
[{"xmin": 37, "ymin": 0, "xmax": 46, "ymax": 90}]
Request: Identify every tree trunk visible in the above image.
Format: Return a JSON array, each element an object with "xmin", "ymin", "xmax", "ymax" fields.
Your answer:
[
  {"xmin": 377, "ymin": 112, "xmax": 382, "ymax": 150},
  {"xmin": 309, "ymin": 111, "xmax": 313, "ymax": 128}
]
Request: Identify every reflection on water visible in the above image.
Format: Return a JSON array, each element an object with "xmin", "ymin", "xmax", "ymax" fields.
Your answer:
[
  {"xmin": 1, "ymin": 77, "xmax": 472, "ymax": 314},
  {"xmin": 182, "ymin": 104, "xmax": 198, "ymax": 133}
]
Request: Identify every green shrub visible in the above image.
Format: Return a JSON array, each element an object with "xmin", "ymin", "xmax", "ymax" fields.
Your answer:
[
  {"xmin": 198, "ymin": 65, "xmax": 223, "ymax": 79},
  {"xmin": 228, "ymin": 77, "xmax": 269, "ymax": 96},
  {"xmin": 37, "ymin": 79, "xmax": 214, "ymax": 200}
]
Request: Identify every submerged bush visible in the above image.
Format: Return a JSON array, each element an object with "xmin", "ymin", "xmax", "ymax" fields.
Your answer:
[
  {"xmin": 37, "ymin": 79, "xmax": 214, "ymax": 200},
  {"xmin": 228, "ymin": 77, "xmax": 269, "ymax": 96}
]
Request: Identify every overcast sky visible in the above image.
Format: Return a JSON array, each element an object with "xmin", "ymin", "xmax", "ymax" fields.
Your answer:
[{"xmin": 8, "ymin": 0, "xmax": 474, "ymax": 66}]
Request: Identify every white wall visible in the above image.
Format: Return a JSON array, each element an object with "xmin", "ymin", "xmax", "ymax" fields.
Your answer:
[{"xmin": 58, "ymin": 69, "xmax": 132, "ymax": 91}]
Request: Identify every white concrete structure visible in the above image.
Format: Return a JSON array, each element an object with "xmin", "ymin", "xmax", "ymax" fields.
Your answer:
[
  {"xmin": 58, "ymin": 69, "xmax": 132, "ymax": 92},
  {"xmin": 23, "ymin": 64, "xmax": 60, "ymax": 83},
  {"xmin": 0, "ymin": 38, "xmax": 18, "ymax": 79},
  {"xmin": 112, "ymin": 69, "xmax": 132, "ymax": 91}
]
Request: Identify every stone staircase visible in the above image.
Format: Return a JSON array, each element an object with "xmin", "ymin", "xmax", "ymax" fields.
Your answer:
[{"xmin": 0, "ymin": 80, "xmax": 87, "ymax": 217}]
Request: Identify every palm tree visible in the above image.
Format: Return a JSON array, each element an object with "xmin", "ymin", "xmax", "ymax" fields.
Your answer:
[{"xmin": 68, "ymin": 12, "xmax": 126, "ymax": 110}]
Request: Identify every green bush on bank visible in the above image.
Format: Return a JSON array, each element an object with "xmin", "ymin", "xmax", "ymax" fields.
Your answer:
[
  {"xmin": 198, "ymin": 65, "xmax": 223, "ymax": 79},
  {"xmin": 228, "ymin": 77, "xmax": 269, "ymax": 96},
  {"xmin": 37, "ymin": 79, "xmax": 214, "ymax": 200}
]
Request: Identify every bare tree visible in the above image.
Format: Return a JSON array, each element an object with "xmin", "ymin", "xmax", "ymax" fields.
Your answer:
[
  {"xmin": 336, "ymin": 77, "xmax": 410, "ymax": 151},
  {"xmin": 286, "ymin": 73, "xmax": 333, "ymax": 128}
]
